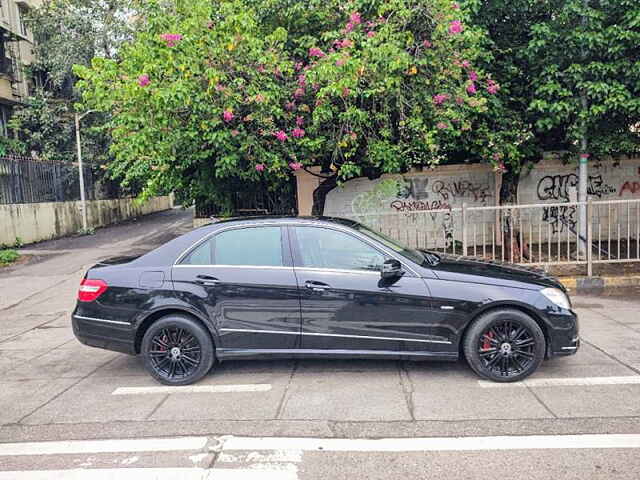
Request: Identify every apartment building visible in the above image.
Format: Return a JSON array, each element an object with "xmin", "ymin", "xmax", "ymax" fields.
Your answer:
[{"xmin": 0, "ymin": 0, "xmax": 41, "ymax": 135}]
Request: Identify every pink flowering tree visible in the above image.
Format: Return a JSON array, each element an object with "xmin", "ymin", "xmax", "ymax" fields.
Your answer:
[{"xmin": 76, "ymin": 0, "xmax": 515, "ymax": 213}]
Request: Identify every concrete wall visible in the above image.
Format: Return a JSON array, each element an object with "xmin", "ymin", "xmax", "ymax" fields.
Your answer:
[{"xmin": 0, "ymin": 195, "xmax": 174, "ymax": 246}]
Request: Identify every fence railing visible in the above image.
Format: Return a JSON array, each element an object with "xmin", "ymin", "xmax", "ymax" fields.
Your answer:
[{"xmin": 356, "ymin": 198, "xmax": 640, "ymax": 276}]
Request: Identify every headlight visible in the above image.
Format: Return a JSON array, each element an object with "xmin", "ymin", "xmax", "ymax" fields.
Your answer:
[{"xmin": 541, "ymin": 287, "xmax": 571, "ymax": 309}]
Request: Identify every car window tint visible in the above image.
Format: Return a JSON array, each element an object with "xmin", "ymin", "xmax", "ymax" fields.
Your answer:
[
  {"xmin": 294, "ymin": 227, "xmax": 385, "ymax": 271},
  {"xmin": 215, "ymin": 227, "xmax": 283, "ymax": 266},
  {"xmin": 182, "ymin": 227, "xmax": 283, "ymax": 266}
]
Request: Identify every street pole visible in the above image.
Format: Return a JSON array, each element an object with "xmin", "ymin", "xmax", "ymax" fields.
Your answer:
[
  {"xmin": 75, "ymin": 110, "xmax": 94, "ymax": 232},
  {"xmin": 578, "ymin": 0, "xmax": 589, "ymax": 258}
]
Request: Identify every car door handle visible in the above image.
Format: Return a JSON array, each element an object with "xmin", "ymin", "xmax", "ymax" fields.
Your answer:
[
  {"xmin": 196, "ymin": 274, "xmax": 220, "ymax": 286},
  {"xmin": 304, "ymin": 281, "xmax": 330, "ymax": 292}
]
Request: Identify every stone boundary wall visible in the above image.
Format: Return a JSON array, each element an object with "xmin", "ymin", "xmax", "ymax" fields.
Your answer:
[{"xmin": 0, "ymin": 195, "xmax": 174, "ymax": 246}]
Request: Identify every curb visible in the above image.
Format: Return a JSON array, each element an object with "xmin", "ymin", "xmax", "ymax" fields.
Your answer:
[{"xmin": 559, "ymin": 275, "xmax": 640, "ymax": 294}]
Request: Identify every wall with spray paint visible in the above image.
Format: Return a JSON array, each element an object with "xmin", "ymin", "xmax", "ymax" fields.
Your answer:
[
  {"xmin": 323, "ymin": 164, "xmax": 498, "ymax": 249},
  {"xmin": 518, "ymin": 157, "xmax": 640, "ymax": 240}
]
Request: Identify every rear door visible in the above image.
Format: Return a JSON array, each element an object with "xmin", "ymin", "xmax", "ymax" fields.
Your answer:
[
  {"xmin": 289, "ymin": 225, "xmax": 446, "ymax": 352},
  {"xmin": 171, "ymin": 225, "xmax": 301, "ymax": 351}
]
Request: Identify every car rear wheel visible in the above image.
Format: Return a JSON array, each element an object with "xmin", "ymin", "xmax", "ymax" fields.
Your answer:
[
  {"xmin": 141, "ymin": 314, "xmax": 214, "ymax": 386},
  {"xmin": 463, "ymin": 309, "xmax": 545, "ymax": 382}
]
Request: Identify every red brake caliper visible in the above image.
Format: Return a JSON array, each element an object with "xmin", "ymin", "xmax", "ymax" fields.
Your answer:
[{"xmin": 482, "ymin": 331, "xmax": 494, "ymax": 351}]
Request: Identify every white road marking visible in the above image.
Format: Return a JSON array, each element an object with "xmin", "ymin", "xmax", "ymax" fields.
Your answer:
[
  {"xmin": 221, "ymin": 434, "xmax": 640, "ymax": 452},
  {"xmin": 0, "ymin": 468, "xmax": 297, "ymax": 480},
  {"xmin": 0, "ymin": 436, "xmax": 208, "ymax": 457},
  {"xmin": 111, "ymin": 384, "xmax": 272, "ymax": 395},
  {"xmin": 477, "ymin": 375, "xmax": 640, "ymax": 388}
]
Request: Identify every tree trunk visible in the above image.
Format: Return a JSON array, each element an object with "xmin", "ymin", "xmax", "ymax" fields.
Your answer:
[{"xmin": 311, "ymin": 173, "xmax": 338, "ymax": 216}]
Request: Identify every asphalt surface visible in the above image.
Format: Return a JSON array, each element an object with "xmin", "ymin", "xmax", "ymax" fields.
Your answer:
[{"xmin": 1, "ymin": 207, "xmax": 639, "ymax": 479}]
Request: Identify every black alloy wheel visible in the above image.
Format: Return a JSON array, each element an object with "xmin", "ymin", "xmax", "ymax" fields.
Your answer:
[
  {"xmin": 141, "ymin": 314, "xmax": 215, "ymax": 385},
  {"xmin": 463, "ymin": 309, "xmax": 545, "ymax": 382}
]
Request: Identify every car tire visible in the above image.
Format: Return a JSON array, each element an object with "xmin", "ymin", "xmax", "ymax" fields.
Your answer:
[
  {"xmin": 141, "ymin": 314, "xmax": 215, "ymax": 386},
  {"xmin": 463, "ymin": 309, "xmax": 545, "ymax": 382}
]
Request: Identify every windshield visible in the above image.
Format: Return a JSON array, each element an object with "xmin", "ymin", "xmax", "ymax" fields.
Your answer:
[{"xmin": 353, "ymin": 223, "xmax": 440, "ymax": 266}]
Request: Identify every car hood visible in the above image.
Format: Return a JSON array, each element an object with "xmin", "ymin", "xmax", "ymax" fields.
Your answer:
[{"xmin": 425, "ymin": 253, "xmax": 565, "ymax": 291}]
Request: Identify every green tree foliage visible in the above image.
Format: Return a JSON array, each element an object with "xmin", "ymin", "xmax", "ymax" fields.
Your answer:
[
  {"xmin": 5, "ymin": 0, "xmax": 134, "ymax": 163},
  {"xmin": 474, "ymin": 0, "xmax": 640, "ymax": 160},
  {"xmin": 76, "ymin": 0, "xmax": 516, "ymax": 208}
]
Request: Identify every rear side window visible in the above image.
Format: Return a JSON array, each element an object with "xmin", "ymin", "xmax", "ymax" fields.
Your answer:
[{"xmin": 181, "ymin": 226, "xmax": 283, "ymax": 267}]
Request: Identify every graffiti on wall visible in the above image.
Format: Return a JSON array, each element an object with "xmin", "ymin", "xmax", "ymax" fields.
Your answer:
[
  {"xmin": 537, "ymin": 174, "xmax": 616, "ymax": 202},
  {"xmin": 536, "ymin": 174, "xmax": 617, "ymax": 233}
]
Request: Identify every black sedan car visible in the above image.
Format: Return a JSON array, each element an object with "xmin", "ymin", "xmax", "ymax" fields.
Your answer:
[{"xmin": 72, "ymin": 216, "xmax": 579, "ymax": 385}]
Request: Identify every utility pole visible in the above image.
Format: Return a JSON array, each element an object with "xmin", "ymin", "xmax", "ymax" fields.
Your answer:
[
  {"xmin": 75, "ymin": 110, "xmax": 95, "ymax": 232},
  {"xmin": 578, "ymin": 0, "xmax": 589, "ymax": 257}
]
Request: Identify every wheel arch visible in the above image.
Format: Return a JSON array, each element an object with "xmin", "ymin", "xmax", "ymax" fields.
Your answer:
[
  {"xmin": 459, "ymin": 302, "xmax": 550, "ymax": 359},
  {"xmin": 134, "ymin": 307, "xmax": 217, "ymax": 354}
]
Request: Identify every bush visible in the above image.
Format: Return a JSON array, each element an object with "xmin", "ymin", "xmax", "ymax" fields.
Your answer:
[{"xmin": 0, "ymin": 249, "xmax": 20, "ymax": 266}]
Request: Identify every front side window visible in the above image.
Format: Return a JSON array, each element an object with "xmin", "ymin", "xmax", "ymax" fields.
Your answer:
[
  {"xmin": 294, "ymin": 227, "xmax": 385, "ymax": 272},
  {"xmin": 181, "ymin": 226, "xmax": 283, "ymax": 267}
]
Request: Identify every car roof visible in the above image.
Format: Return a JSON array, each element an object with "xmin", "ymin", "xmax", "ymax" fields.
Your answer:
[{"xmin": 205, "ymin": 215, "xmax": 360, "ymax": 228}]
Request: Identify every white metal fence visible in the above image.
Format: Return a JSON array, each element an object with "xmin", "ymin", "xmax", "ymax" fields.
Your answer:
[{"xmin": 356, "ymin": 198, "xmax": 640, "ymax": 276}]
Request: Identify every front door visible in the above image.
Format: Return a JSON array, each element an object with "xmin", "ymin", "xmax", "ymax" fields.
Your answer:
[
  {"xmin": 289, "ymin": 225, "xmax": 445, "ymax": 353},
  {"xmin": 172, "ymin": 225, "xmax": 301, "ymax": 351}
]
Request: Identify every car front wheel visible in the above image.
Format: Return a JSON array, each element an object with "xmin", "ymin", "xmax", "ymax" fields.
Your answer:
[
  {"xmin": 141, "ymin": 314, "xmax": 215, "ymax": 386},
  {"xmin": 463, "ymin": 309, "xmax": 545, "ymax": 382}
]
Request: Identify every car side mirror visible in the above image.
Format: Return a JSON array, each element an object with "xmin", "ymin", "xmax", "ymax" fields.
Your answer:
[{"xmin": 381, "ymin": 259, "xmax": 403, "ymax": 279}]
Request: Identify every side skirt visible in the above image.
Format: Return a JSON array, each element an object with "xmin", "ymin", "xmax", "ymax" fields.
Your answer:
[{"xmin": 215, "ymin": 348, "xmax": 458, "ymax": 362}]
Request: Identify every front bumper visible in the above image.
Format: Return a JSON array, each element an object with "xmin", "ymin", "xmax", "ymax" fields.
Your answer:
[{"xmin": 546, "ymin": 309, "xmax": 580, "ymax": 357}]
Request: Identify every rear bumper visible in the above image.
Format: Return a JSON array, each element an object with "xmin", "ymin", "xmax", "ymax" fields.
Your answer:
[{"xmin": 72, "ymin": 312, "xmax": 136, "ymax": 355}]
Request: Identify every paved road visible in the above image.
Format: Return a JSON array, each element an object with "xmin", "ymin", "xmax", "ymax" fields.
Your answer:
[{"xmin": 1, "ymin": 208, "xmax": 640, "ymax": 479}]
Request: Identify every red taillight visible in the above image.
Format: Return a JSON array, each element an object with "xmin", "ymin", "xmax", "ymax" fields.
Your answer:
[{"xmin": 78, "ymin": 278, "xmax": 108, "ymax": 302}]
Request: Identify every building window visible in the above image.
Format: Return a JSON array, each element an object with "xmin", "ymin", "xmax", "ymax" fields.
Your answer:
[
  {"xmin": 18, "ymin": 6, "xmax": 28, "ymax": 36},
  {"xmin": 0, "ymin": 105, "xmax": 11, "ymax": 137}
]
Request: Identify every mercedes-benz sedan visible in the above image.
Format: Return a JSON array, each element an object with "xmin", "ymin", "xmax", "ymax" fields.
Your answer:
[{"xmin": 72, "ymin": 216, "xmax": 579, "ymax": 385}]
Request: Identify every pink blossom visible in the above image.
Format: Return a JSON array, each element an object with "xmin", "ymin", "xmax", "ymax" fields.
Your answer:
[
  {"xmin": 452, "ymin": 2, "xmax": 460, "ymax": 9},
  {"xmin": 294, "ymin": 88, "xmax": 305, "ymax": 98},
  {"xmin": 436, "ymin": 122, "xmax": 448, "ymax": 130},
  {"xmin": 487, "ymin": 80, "xmax": 500, "ymax": 94},
  {"xmin": 309, "ymin": 47, "xmax": 326, "ymax": 58},
  {"xmin": 336, "ymin": 58, "xmax": 346, "ymax": 66},
  {"xmin": 231, "ymin": 129, "xmax": 240, "ymax": 137},
  {"xmin": 207, "ymin": 21, "xmax": 214, "ymax": 29},
  {"xmin": 345, "ymin": 22, "xmax": 354, "ymax": 33},
  {"xmin": 255, "ymin": 163, "xmax": 266, "ymax": 172},
  {"xmin": 455, "ymin": 96, "xmax": 464, "ymax": 105},
  {"xmin": 285, "ymin": 101, "xmax": 296, "ymax": 111},
  {"xmin": 350, "ymin": 12, "xmax": 362, "ymax": 25},
  {"xmin": 449, "ymin": 20, "xmax": 463, "ymax": 35},
  {"xmin": 275, "ymin": 130, "xmax": 288, "ymax": 142},
  {"xmin": 367, "ymin": 31, "xmax": 376, "ymax": 38},
  {"xmin": 289, "ymin": 162, "xmax": 303, "ymax": 170},
  {"xmin": 461, "ymin": 60, "xmax": 471, "ymax": 68},
  {"xmin": 254, "ymin": 93, "xmax": 265, "ymax": 103},
  {"xmin": 296, "ymin": 116, "xmax": 304, "ymax": 127},
  {"xmin": 342, "ymin": 87, "xmax": 351, "ymax": 97},
  {"xmin": 294, "ymin": 62, "xmax": 303, "ymax": 71},
  {"xmin": 137, "ymin": 74, "xmax": 150, "ymax": 87},
  {"xmin": 467, "ymin": 82, "xmax": 477, "ymax": 95},
  {"xmin": 160, "ymin": 33, "xmax": 183, "ymax": 47},
  {"xmin": 297, "ymin": 74, "xmax": 306, "ymax": 87},
  {"xmin": 432, "ymin": 93, "xmax": 449, "ymax": 105},
  {"xmin": 292, "ymin": 127, "xmax": 305, "ymax": 138},
  {"xmin": 337, "ymin": 38, "xmax": 354, "ymax": 49},
  {"xmin": 256, "ymin": 64, "xmax": 266, "ymax": 73},
  {"xmin": 468, "ymin": 70, "xmax": 478, "ymax": 81},
  {"xmin": 222, "ymin": 109, "xmax": 234, "ymax": 122},
  {"xmin": 492, "ymin": 152, "xmax": 503, "ymax": 161},
  {"xmin": 214, "ymin": 83, "xmax": 225, "ymax": 92},
  {"xmin": 350, "ymin": 131, "xmax": 358, "ymax": 140},
  {"xmin": 423, "ymin": 40, "xmax": 432, "ymax": 48}
]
